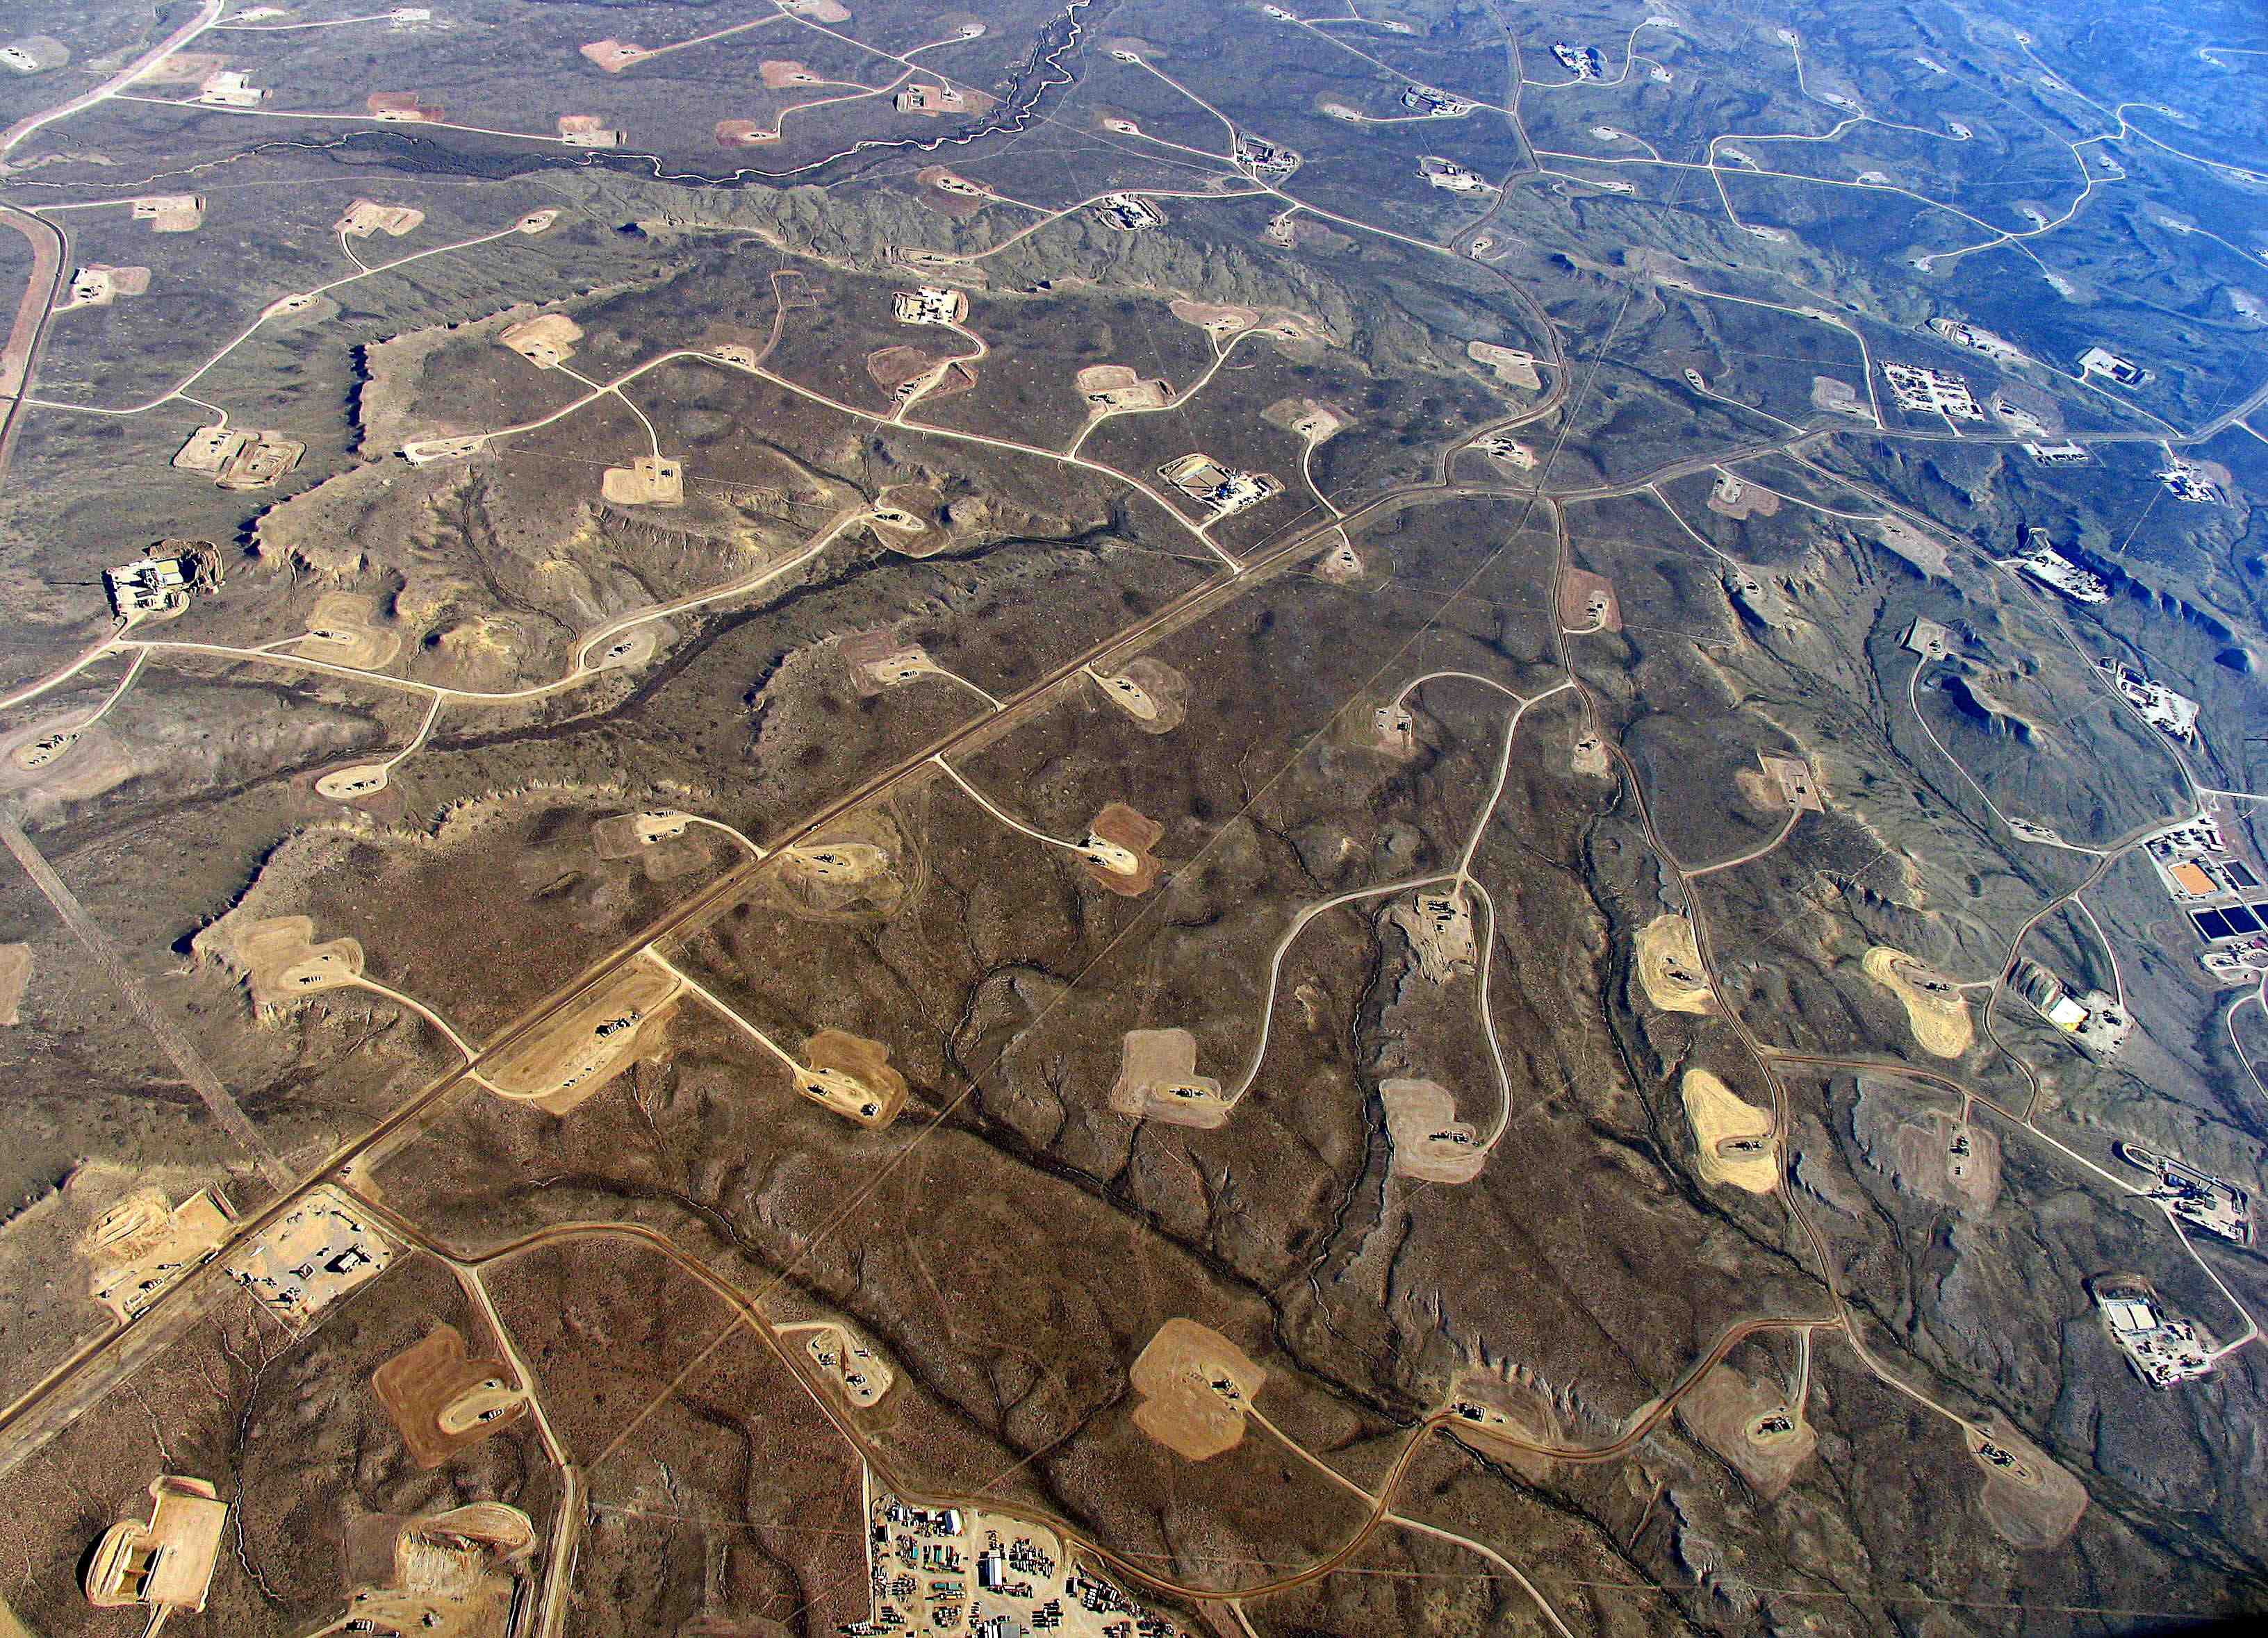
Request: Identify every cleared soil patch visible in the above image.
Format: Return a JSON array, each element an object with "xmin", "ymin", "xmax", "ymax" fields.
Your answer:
[
  {"xmin": 1090, "ymin": 657, "xmax": 1188, "ymax": 734},
  {"xmin": 79, "ymin": 1183, "xmax": 236, "ymax": 1324},
  {"xmin": 338, "ymin": 1505, "xmax": 532, "ymax": 1638},
  {"xmin": 759, "ymin": 59, "xmax": 828, "ymax": 88},
  {"xmin": 135, "ymin": 51, "xmax": 225, "ymax": 84},
  {"xmin": 1759, "ymin": 753, "xmax": 1823, "ymax": 811},
  {"xmin": 770, "ymin": 807, "xmax": 915, "ymax": 923},
  {"xmin": 1723, "ymin": 563, "xmax": 1800, "ymax": 629},
  {"xmin": 1081, "ymin": 802, "xmax": 1165, "ymax": 895},
  {"xmin": 1108, "ymin": 1027, "xmax": 1226, "ymax": 1127},
  {"xmin": 481, "ymin": 963, "xmax": 680, "ymax": 1114},
  {"xmin": 1466, "ymin": 340, "xmax": 1543, "ymax": 390},
  {"xmin": 368, "ymin": 91, "xmax": 443, "ymax": 119},
  {"xmin": 192, "ymin": 912, "xmax": 364, "ymax": 1016},
  {"xmin": 1635, "ymin": 913, "xmax": 1712, "ymax": 1014},
  {"xmin": 1314, "ymin": 538, "xmax": 1364, "ymax": 582},
  {"xmin": 912, "ymin": 361, "xmax": 977, "ymax": 403},
  {"xmin": 1733, "ymin": 767, "xmax": 1783, "ymax": 813},
  {"xmin": 0, "ymin": 716, "xmax": 131, "ymax": 802},
  {"xmin": 1863, "ymin": 945, "xmax": 1972, "ymax": 1057},
  {"xmin": 336, "ymin": 200, "xmax": 423, "ymax": 238},
  {"xmin": 866, "ymin": 343, "xmax": 939, "ymax": 393},
  {"xmin": 1675, "ymin": 1365, "xmax": 1814, "ymax": 1498},
  {"xmin": 600, "ymin": 455, "xmax": 684, "ymax": 507},
  {"xmin": 1169, "ymin": 299, "xmax": 1260, "ymax": 337},
  {"xmin": 865, "ymin": 481, "xmax": 952, "ymax": 556},
  {"xmin": 1556, "ymin": 566, "xmax": 1622, "ymax": 632},
  {"xmin": 1707, "ymin": 470, "xmax": 1781, "ymax": 520},
  {"xmin": 372, "ymin": 1322, "xmax": 529, "ymax": 1468},
  {"xmin": 298, "ymin": 590, "xmax": 402, "ymax": 670},
  {"xmin": 1386, "ymin": 888, "xmax": 1475, "ymax": 984},
  {"xmin": 841, "ymin": 628, "xmax": 944, "ymax": 695},
  {"xmin": 0, "ymin": 942, "xmax": 26, "ymax": 1025},
  {"xmin": 1380, "ymin": 1078, "xmax": 1484, "ymax": 1183},
  {"xmin": 498, "ymin": 313, "xmax": 581, "ymax": 367},
  {"xmin": 1966, "ymin": 1421, "xmax": 2087, "ymax": 1550},
  {"xmin": 796, "ymin": 1029, "xmax": 910, "ymax": 1127},
  {"xmin": 1340, "ymin": 696, "xmax": 1419, "ymax": 759},
  {"xmin": 1129, "ymin": 1318, "xmax": 1265, "ymax": 1462},
  {"xmin": 1262, "ymin": 396, "xmax": 1348, "ymax": 442},
  {"xmin": 1811, "ymin": 376, "xmax": 1866, "ymax": 415},
  {"xmin": 912, "ymin": 163, "xmax": 999, "ymax": 219},
  {"xmin": 1443, "ymin": 1368, "xmax": 1561, "ymax": 1480},
  {"xmin": 589, "ymin": 810, "xmax": 721, "ymax": 884},
  {"xmin": 1890, "ymin": 1106, "xmax": 2000, "ymax": 1212},
  {"xmin": 1076, "ymin": 363, "xmax": 1173, "ymax": 411},
  {"xmin": 580, "ymin": 39, "xmax": 650, "ymax": 72},
  {"xmin": 793, "ymin": 1321, "xmax": 895, "ymax": 1409},
  {"xmin": 1874, "ymin": 517, "xmax": 1948, "ymax": 578},
  {"xmin": 133, "ymin": 194, "xmax": 204, "ymax": 231},
  {"xmin": 1681, "ymin": 1068, "xmax": 1777, "ymax": 1193}
]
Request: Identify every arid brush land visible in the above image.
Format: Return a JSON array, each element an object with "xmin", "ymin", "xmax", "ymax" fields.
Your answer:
[{"xmin": 1, "ymin": 2, "xmax": 2267, "ymax": 1635}]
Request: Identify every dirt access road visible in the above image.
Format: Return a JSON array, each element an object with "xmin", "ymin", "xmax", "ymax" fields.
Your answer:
[{"xmin": 0, "ymin": 202, "xmax": 63, "ymax": 475}]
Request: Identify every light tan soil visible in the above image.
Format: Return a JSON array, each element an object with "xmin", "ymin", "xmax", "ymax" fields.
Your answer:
[
  {"xmin": 1380, "ymin": 1079, "xmax": 1484, "ymax": 1183},
  {"xmin": 192, "ymin": 912, "xmax": 365, "ymax": 1016},
  {"xmin": 1681, "ymin": 1068, "xmax": 1778, "ymax": 1193},
  {"xmin": 1108, "ymin": 1027, "xmax": 1227, "ymax": 1127},
  {"xmin": 498, "ymin": 313, "xmax": 582, "ymax": 367},
  {"xmin": 1863, "ymin": 945, "xmax": 1973, "ymax": 1057},
  {"xmin": 1089, "ymin": 657, "xmax": 1188, "ymax": 734},
  {"xmin": 1262, "ymin": 396, "xmax": 1349, "ymax": 442},
  {"xmin": 1675, "ymin": 1364, "xmax": 1815, "ymax": 1498},
  {"xmin": 796, "ymin": 1029, "xmax": 910, "ymax": 1128},
  {"xmin": 1635, "ymin": 913, "xmax": 1714, "ymax": 1014},
  {"xmin": 1129, "ymin": 1318, "xmax": 1265, "ymax": 1462},
  {"xmin": 1966, "ymin": 1420, "xmax": 2088, "ymax": 1550},
  {"xmin": 1441, "ymin": 1368, "xmax": 1561, "ymax": 1481},
  {"xmin": 1081, "ymin": 802, "xmax": 1165, "ymax": 895},
  {"xmin": 1556, "ymin": 567, "xmax": 1622, "ymax": 632},
  {"xmin": 1890, "ymin": 1107, "xmax": 2000, "ymax": 1212},
  {"xmin": 372, "ymin": 1323, "xmax": 529, "ymax": 1468},
  {"xmin": 482, "ymin": 964, "xmax": 680, "ymax": 1113},
  {"xmin": 1465, "ymin": 340, "xmax": 1542, "ymax": 390},
  {"xmin": 1386, "ymin": 889, "xmax": 1476, "ymax": 984},
  {"xmin": 299, "ymin": 590, "xmax": 402, "ymax": 670},
  {"xmin": 0, "ymin": 942, "xmax": 26, "ymax": 1025},
  {"xmin": 1707, "ymin": 472, "xmax": 1782, "ymax": 520}
]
